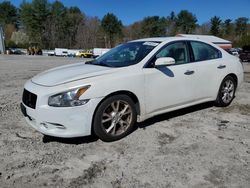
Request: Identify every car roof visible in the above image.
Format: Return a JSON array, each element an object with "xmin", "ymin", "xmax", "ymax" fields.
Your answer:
[
  {"xmin": 131, "ymin": 37, "xmax": 209, "ymax": 43},
  {"xmin": 131, "ymin": 37, "xmax": 176, "ymax": 42},
  {"xmin": 130, "ymin": 37, "xmax": 225, "ymax": 50}
]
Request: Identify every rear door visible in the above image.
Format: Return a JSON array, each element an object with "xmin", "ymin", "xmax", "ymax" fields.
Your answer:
[{"xmin": 188, "ymin": 41, "xmax": 224, "ymax": 99}]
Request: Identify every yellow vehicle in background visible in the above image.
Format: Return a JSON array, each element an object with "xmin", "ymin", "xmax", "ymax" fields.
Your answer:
[
  {"xmin": 27, "ymin": 43, "xmax": 43, "ymax": 55},
  {"xmin": 77, "ymin": 50, "xmax": 94, "ymax": 58}
]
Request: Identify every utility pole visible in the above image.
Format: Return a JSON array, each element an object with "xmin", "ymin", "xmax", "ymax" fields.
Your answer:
[{"xmin": 0, "ymin": 25, "xmax": 5, "ymax": 54}]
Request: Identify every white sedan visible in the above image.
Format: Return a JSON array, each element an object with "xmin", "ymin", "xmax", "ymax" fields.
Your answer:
[{"xmin": 21, "ymin": 37, "xmax": 244, "ymax": 142}]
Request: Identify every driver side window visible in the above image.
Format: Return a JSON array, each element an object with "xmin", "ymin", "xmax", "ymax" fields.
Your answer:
[{"xmin": 156, "ymin": 42, "xmax": 190, "ymax": 64}]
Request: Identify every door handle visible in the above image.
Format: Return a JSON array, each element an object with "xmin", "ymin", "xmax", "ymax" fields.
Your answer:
[
  {"xmin": 184, "ymin": 70, "xmax": 195, "ymax": 75},
  {"xmin": 217, "ymin": 65, "xmax": 226, "ymax": 69}
]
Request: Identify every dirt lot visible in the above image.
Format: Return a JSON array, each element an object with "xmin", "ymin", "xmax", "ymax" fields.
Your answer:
[{"xmin": 0, "ymin": 55, "xmax": 250, "ymax": 188}]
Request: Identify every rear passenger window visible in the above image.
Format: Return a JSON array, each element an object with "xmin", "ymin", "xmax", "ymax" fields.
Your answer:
[{"xmin": 190, "ymin": 41, "xmax": 221, "ymax": 62}]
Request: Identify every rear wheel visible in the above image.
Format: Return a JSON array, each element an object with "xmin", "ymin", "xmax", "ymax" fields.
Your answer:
[
  {"xmin": 215, "ymin": 76, "xmax": 236, "ymax": 107},
  {"xmin": 93, "ymin": 95, "xmax": 136, "ymax": 142}
]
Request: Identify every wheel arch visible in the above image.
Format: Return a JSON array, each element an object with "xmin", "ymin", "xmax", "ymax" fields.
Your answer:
[
  {"xmin": 91, "ymin": 90, "xmax": 141, "ymax": 134},
  {"xmin": 217, "ymin": 73, "xmax": 238, "ymax": 97},
  {"xmin": 225, "ymin": 73, "xmax": 238, "ymax": 88},
  {"xmin": 215, "ymin": 73, "xmax": 238, "ymax": 107}
]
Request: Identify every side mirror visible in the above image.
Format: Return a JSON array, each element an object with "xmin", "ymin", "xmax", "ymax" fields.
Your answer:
[{"xmin": 155, "ymin": 57, "xmax": 175, "ymax": 67}]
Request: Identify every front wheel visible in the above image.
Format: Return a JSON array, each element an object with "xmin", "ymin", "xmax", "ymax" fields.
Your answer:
[
  {"xmin": 93, "ymin": 95, "xmax": 137, "ymax": 142},
  {"xmin": 215, "ymin": 76, "xmax": 236, "ymax": 107}
]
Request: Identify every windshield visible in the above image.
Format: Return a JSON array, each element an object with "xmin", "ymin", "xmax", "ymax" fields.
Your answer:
[{"xmin": 89, "ymin": 41, "xmax": 160, "ymax": 67}]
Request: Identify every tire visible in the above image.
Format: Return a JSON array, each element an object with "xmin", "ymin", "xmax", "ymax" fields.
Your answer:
[
  {"xmin": 93, "ymin": 95, "xmax": 137, "ymax": 142},
  {"xmin": 215, "ymin": 76, "xmax": 236, "ymax": 107}
]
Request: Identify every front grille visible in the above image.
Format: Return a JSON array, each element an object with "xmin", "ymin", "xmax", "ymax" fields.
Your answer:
[{"xmin": 22, "ymin": 89, "xmax": 37, "ymax": 109}]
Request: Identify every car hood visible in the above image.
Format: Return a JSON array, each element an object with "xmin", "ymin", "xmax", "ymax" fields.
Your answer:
[{"xmin": 31, "ymin": 63, "xmax": 114, "ymax": 87}]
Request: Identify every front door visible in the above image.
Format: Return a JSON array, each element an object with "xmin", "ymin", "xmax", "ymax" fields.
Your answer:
[{"xmin": 143, "ymin": 41, "xmax": 200, "ymax": 114}]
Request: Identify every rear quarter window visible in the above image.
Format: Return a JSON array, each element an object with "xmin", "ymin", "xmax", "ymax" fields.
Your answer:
[{"xmin": 190, "ymin": 41, "xmax": 221, "ymax": 62}]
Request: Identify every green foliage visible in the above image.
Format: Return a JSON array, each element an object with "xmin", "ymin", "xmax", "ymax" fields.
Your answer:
[
  {"xmin": 101, "ymin": 13, "xmax": 123, "ymax": 47},
  {"xmin": 169, "ymin": 11, "xmax": 176, "ymax": 21},
  {"xmin": 20, "ymin": 0, "xmax": 84, "ymax": 49},
  {"xmin": 45, "ymin": 1, "xmax": 67, "ymax": 48},
  {"xmin": 235, "ymin": 17, "xmax": 249, "ymax": 37},
  {"xmin": 166, "ymin": 11, "xmax": 177, "ymax": 36},
  {"xmin": 0, "ymin": 1, "xmax": 18, "ymax": 26},
  {"xmin": 176, "ymin": 10, "xmax": 197, "ymax": 34},
  {"xmin": 5, "ymin": 40, "xmax": 17, "ymax": 48},
  {"xmin": 141, "ymin": 16, "xmax": 166, "ymax": 37},
  {"xmin": 233, "ymin": 35, "xmax": 250, "ymax": 47},
  {"xmin": 51, "ymin": 1, "xmax": 66, "ymax": 17},
  {"xmin": 20, "ymin": 0, "xmax": 50, "ymax": 46},
  {"xmin": 64, "ymin": 7, "xmax": 84, "ymax": 48},
  {"xmin": 223, "ymin": 19, "xmax": 233, "ymax": 37},
  {"xmin": 210, "ymin": 16, "xmax": 222, "ymax": 36}
]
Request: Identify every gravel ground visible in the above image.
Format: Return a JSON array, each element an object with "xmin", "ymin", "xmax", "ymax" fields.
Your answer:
[{"xmin": 0, "ymin": 55, "xmax": 250, "ymax": 188}]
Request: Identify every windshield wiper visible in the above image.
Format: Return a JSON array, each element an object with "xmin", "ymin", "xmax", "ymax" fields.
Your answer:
[
  {"xmin": 91, "ymin": 62, "xmax": 113, "ymax": 67},
  {"xmin": 85, "ymin": 59, "xmax": 114, "ymax": 67},
  {"xmin": 85, "ymin": 60, "xmax": 95, "ymax": 64}
]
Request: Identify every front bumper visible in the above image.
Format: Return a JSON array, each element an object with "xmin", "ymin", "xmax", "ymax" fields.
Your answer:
[
  {"xmin": 21, "ymin": 98, "xmax": 102, "ymax": 138},
  {"xmin": 21, "ymin": 81, "xmax": 103, "ymax": 138}
]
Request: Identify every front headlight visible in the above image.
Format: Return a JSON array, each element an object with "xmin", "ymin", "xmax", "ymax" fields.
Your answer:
[{"xmin": 48, "ymin": 86, "xmax": 90, "ymax": 107}]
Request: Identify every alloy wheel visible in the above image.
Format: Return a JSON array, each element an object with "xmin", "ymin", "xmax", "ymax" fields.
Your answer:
[
  {"xmin": 221, "ymin": 79, "xmax": 235, "ymax": 104},
  {"xmin": 101, "ymin": 100, "xmax": 133, "ymax": 136}
]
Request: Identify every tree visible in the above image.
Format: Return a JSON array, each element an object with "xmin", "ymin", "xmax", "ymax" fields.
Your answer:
[
  {"xmin": 4, "ymin": 24, "xmax": 16, "ymax": 40},
  {"xmin": 234, "ymin": 34, "xmax": 250, "ymax": 47},
  {"xmin": 20, "ymin": 0, "xmax": 85, "ymax": 49},
  {"xmin": 141, "ymin": 16, "xmax": 166, "ymax": 37},
  {"xmin": 223, "ymin": 19, "xmax": 233, "ymax": 37},
  {"xmin": 210, "ymin": 16, "xmax": 222, "ymax": 36},
  {"xmin": 166, "ymin": 11, "xmax": 177, "ymax": 36},
  {"xmin": 76, "ymin": 16, "xmax": 102, "ymax": 49},
  {"xmin": 235, "ymin": 17, "xmax": 249, "ymax": 37},
  {"xmin": 0, "ymin": 1, "xmax": 18, "ymax": 42},
  {"xmin": 123, "ymin": 21, "xmax": 143, "ymax": 41},
  {"xmin": 0, "ymin": 1, "xmax": 18, "ymax": 26},
  {"xmin": 45, "ymin": 0, "xmax": 67, "ymax": 48},
  {"xmin": 20, "ymin": 0, "xmax": 50, "ymax": 46},
  {"xmin": 169, "ymin": 11, "xmax": 176, "ymax": 21},
  {"xmin": 11, "ymin": 31, "xmax": 29, "ymax": 46},
  {"xmin": 101, "ymin": 13, "xmax": 123, "ymax": 48},
  {"xmin": 176, "ymin": 10, "xmax": 197, "ymax": 34},
  {"xmin": 64, "ymin": 7, "xmax": 85, "ymax": 48},
  {"xmin": 195, "ymin": 22, "xmax": 210, "ymax": 35}
]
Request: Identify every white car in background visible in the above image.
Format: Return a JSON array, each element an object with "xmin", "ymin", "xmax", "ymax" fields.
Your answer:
[
  {"xmin": 21, "ymin": 37, "xmax": 244, "ymax": 142},
  {"xmin": 93, "ymin": 48, "xmax": 110, "ymax": 57}
]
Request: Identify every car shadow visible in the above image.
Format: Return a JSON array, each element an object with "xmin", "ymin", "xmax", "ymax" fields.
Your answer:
[
  {"xmin": 42, "ymin": 134, "xmax": 99, "ymax": 145},
  {"xmin": 137, "ymin": 102, "xmax": 214, "ymax": 129}
]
